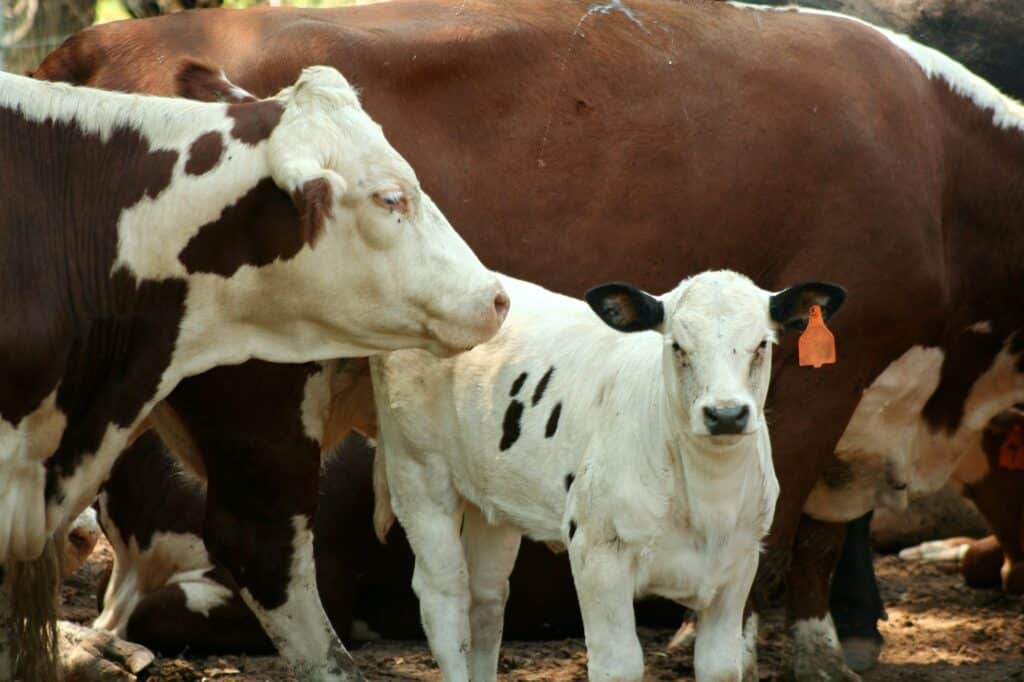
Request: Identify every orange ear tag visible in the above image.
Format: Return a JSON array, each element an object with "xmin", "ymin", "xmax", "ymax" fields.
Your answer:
[
  {"xmin": 798, "ymin": 305, "xmax": 836, "ymax": 368},
  {"xmin": 998, "ymin": 423, "xmax": 1024, "ymax": 470}
]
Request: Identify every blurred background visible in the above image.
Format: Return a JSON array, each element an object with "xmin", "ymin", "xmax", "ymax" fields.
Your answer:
[{"xmin": 0, "ymin": 0, "xmax": 376, "ymax": 74}]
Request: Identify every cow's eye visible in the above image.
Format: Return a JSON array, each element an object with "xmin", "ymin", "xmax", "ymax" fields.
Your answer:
[
  {"xmin": 757, "ymin": 339, "xmax": 768, "ymax": 351},
  {"xmin": 372, "ymin": 189, "xmax": 409, "ymax": 215}
]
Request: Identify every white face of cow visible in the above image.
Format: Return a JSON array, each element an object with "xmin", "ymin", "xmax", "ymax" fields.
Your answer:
[
  {"xmin": 267, "ymin": 66, "xmax": 508, "ymax": 356},
  {"xmin": 586, "ymin": 271, "xmax": 846, "ymax": 445}
]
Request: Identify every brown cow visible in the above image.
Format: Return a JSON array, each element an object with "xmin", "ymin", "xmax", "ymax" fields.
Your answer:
[
  {"xmin": 35, "ymin": 1, "xmax": 1024, "ymax": 679},
  {"xmin": 0, "ymin": 65, "xmax": 506, "ymax": 681}
]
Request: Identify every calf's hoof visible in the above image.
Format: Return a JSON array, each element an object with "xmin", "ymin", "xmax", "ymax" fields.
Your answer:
[{"xmin": 839, "ymin": 636, "xmax": 881, "ymax": 673}]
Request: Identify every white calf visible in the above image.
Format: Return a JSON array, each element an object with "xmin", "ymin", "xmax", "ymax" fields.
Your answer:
[{"xmin": 372, "ymin": 271, "xmax": 846, "ymax": 681}]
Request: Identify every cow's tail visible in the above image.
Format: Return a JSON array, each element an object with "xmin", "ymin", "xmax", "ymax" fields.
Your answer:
[
  {"xmin": 372, "ymin": 442, "xmax": 395, "ymax": 544},
  {"xmin": 5, "ymin": 536, "xmax": 64, "ymax": 681}
]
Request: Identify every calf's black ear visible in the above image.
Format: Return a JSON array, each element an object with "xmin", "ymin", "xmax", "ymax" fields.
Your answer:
[
  {"xmin": 769, "ymin": 281, "xmax": 847, "ymax": 331},
  {"xmin": 585, "ymin": 282, "xmax": 664, "ymax": 332}
]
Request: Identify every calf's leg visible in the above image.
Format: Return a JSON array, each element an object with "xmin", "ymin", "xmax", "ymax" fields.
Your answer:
[
  {"xmin": 571, "ymin": 541, "xmax": 642, "ymax": 682},
  {"xmin": 694, "ymin": 554, "xmax": 757, "ymax": 682},
  {"xmin": 461, "ymin": 505, "xmax": 522, "ymax": 682},
  {"xmin": 387, "ymin": 457, "xmax": 471, "ymax": 681}
]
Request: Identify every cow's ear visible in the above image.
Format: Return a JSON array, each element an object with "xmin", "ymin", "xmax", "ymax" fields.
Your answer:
[
  {"xmin": 273, "ymin": 159, "xmax": 348, "ymax": 248},
  {"xmin": 585, "ymin": 282, "xmax": 664, "ymax": 332},
  {"xmin": 175, "ymin": 59, "xmax": 256, "ymax": 103},
  {"xmin": 769, "ymin": 281, "xmax": 847, "ymax": 331}
]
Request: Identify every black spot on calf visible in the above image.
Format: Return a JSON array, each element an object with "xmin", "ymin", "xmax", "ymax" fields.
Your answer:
[
  {"xmin": 546, "ymin": 402, "xmax": 562, "ymax": 438},
  {"xmin": 500, "ymin": 400, "xmax": 524, "ymax": 451},
  {"xmin": 564, "ymin": 473, "xmax": 575, "ymax": 491},
  {"xmin": 510, "ymin": 372, "xmax": 528, "ymax": 397},
  {"xmin": 532, "ymin": 367, "xmax": 555, "ymax": 405}
]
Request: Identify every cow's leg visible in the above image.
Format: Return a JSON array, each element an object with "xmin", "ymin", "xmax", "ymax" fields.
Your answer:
[
  {"xmin": 787, "ymin": 515, "xmax": 858, "ymax": 681},
  {"xmin": 387, "ymin": 457, "xmax": 471, "ymax": 682},
  {"xmin": 206, "ymin": 505, "xmax": 358, "ymax": 682},
  {"xmin": 461, "ymin": 504, "xmax": 521, "ymax": 682},
  {"xmin": 167, "ymin": 363, "xmax": 361, "ymax": 682},
  {"xmin": 694, "ymin": 554, "xmax": 757, "ymax": 682},
  {"xmin": 571, "ymin": 542, "xmax": 642, "ymax": 682},
  {"xmin": 829, "ymin": 512, "xmax": 884, "ymax": 673}
]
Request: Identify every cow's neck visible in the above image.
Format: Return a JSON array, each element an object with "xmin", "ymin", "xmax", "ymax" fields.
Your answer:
[{"xmin": 657, "ymin": 396, "xmax": 764, "ymax": 538}]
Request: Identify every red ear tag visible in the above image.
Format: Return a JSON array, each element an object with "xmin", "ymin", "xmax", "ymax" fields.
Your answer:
[
  {"xmin": 798, "ymin": 305, "xmax": 836, "ymax": 368},
  {"xmin": 998, "ymin": 423, "xmax": 1024, "ymax": 470}
]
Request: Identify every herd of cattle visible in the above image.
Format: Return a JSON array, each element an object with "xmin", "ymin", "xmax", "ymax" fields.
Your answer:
[{"xmin": 1, "ymin": 0, "xmax": 1023, "ymax": 680}]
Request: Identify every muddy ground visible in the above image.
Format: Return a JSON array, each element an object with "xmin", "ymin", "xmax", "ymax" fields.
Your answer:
[{"xmin": 62, "ymin": 539, "xmax": 1023, "ymax": 681}]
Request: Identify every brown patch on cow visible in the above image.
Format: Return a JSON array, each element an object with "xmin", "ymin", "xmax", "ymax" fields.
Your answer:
[
  {"xmin": 178, "ymin": 177, "xmax": 305, "ymax": 277},
  {"xmin": 226, "ymin": 100, "xmax": 283, "ymax": 145},
  {"xmin": 0, "ymin": 102, "xmax": 185, "ymax": 508},
  {"xmin": 292, "ymin": 177, "xmax": 334, "ymax": 247},
  {"xmin": 175, "ymin": 59, "xmax": 256, "ymax": 104},
  {"xmin": 164, "ymin": 361, "xmax": 323, "ymax": 610},
  {"xmin": 100, "ymin": 432, "xmax": 205, "ymax": 552},
  {"xmin": 184, "ymin": 131, "xmax": 225, "ymax": 176}
]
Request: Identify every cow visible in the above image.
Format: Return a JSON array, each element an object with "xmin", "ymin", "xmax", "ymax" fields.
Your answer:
[
  {"xmin": 370, "ymin": 271, "xmax": 844, "ymax": 681},
  {"xmin": 33, "ymin": 1, "xmax": 1024, "ymax": 678},
  {"xmin": 89, "ymin": 429, "xmax": 686, "ymax": 654},
  {"xmin": 0, "ymin": 65, "xmax": 506, "ymax": 682},
  {"xmin": 875, "ymin": 404, "xmax": 1024, "ymax": 595}
]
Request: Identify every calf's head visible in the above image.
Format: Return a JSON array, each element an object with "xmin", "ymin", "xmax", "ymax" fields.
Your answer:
[
  {"xmin": 263, "ymin": 66, "xmax": 508, "ymax": 356},
  {"xmin": 586, "ymin": 271, "xmax": 845, "ymax": 443}
]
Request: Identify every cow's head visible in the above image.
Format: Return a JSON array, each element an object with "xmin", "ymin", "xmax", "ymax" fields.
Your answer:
[
  {"xmin": 586, "ymin": 271, "xmax": 845, "ymax": 444},
  {"xmin": 258, "ymin": 66, "xmax": 508, "ymax": 356}
]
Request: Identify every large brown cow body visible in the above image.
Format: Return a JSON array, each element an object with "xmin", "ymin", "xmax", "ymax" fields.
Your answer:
[{"xmin": 35, "ymin": 1, "xmax": 1024, "ymax": 679}]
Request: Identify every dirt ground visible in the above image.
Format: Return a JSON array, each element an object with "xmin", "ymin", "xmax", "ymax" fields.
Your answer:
[{"xmin": 62, "ymin": 539, "xmax": 1024, "ymax": 681}]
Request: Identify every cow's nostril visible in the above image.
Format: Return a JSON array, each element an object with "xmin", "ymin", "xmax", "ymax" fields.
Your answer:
[
  {"xmin": 703, "ymin": 405, "xmax": 750, "ymax": 435},
  {"xmin": 493, "ymin": 291, "xmax": 510, "ymax": 323}
]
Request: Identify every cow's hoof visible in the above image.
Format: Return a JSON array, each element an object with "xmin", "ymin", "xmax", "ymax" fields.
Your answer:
[
  {"xmin": 58, "ymin": 621, "xmax": 154, "ymax": 681},
  {"xmin": 790, "ymin": 617, "xmax": 861, "ymax": 682},
  {"xmin": 839, "ymin": 636, "xmax": 881, "ymax": 673}
]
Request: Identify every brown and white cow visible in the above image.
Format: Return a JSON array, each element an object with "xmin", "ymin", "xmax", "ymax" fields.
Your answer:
[
  {"xmin": 34, "ymin": 0, "xmax": 1024, "ymax": 678},
  {"xmin": 0, "ymin": 66, "xmax": 505, "ymax": 681},
  {"xmin": 891, "ymin": 404, "xmax": 1024, "ymax": 594},
  {"xmin": 89, "ymin": 428, "xmax": 685, "ymax": 654}
]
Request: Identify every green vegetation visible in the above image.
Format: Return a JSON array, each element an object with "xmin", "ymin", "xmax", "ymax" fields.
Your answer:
[{"xmin": 95, "ymin": 0, "xmax": 365, "ymax": 24}]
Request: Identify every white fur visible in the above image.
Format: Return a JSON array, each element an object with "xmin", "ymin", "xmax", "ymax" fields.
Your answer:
[
  {"xmin": 789, "ymin": 615, "xmax": 855, "ymax": 682},
  {"xmin": 177, "ymin": 570, "xmax": 233, "ymax": 618},
  {"xmin": 373, "ymin": 271, "xmax": 783, "ymax": 681},
  {"xmin": 966, "ymin": 320, "xmax": 993, "ymax": 335},
  {"xmin": 727, "ymin": 3, "xmax": 1024, "ymax": 134},
  {"xmin": 0, "ymin": 66, "xmax": 505, "ymax": 564},
  {"xmin": 94, "ymin": 515, "xmax": 211, "ymax": 636}
]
